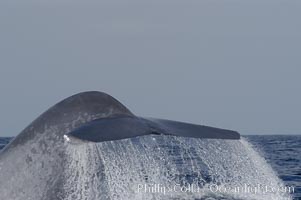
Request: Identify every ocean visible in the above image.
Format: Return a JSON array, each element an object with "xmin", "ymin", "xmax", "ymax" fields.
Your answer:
[
  {"xmin": 0, "ymin": 135, "xmax": 300, "ymax": 200},
  {"xmin": 245, "ymin": 135, "xmax": 301, "ymax": 200}
]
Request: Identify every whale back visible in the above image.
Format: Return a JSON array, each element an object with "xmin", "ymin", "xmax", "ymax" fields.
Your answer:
[
  {"xmin": 0, "ymin": 91, "xmax": 133, "ymax": 200},
  {"xmin": 2, "ymin": 91, "xmax": 133, "ymax": 151}
]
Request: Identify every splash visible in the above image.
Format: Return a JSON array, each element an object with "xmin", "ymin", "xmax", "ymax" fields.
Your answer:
[{"xmin": 63, "ymin": 136, "xmax": 292, "ymax": 200}]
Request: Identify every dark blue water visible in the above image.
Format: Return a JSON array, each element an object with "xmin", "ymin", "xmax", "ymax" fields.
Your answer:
[
  {"xmin": 0, "ymin": 137, "xmax": 12, "ymax": 150},
  {"xmin": 1, "ymin": 135, "xmax": 300, "ymax": 199},
  {"xmin": 245, "ymin": 135, "xmax": 301, "ymax": 200}
]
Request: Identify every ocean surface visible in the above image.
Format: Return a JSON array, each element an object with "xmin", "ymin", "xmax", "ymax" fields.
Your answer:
[
  {"xmin": 245, "ymin": 135, "xmax": 301, "ymax": 200},
  {"xmin": 0, "ymin": 135, "xmax": 300, "ymax": 200}
]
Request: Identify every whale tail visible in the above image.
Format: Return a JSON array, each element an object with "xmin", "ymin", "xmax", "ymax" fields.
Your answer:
[
  {"xmin": 63, "ymin": 92, "xmax": 240, "ymax": 142},
  {"xmin": 6, "ymin": 91, "xmax": 240, "ymax": 147}
]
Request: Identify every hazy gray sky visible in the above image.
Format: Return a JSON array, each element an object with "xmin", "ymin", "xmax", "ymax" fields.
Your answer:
[{"xmin": 0, "ymin": 0, "xmax": 300, "ymax": 136}]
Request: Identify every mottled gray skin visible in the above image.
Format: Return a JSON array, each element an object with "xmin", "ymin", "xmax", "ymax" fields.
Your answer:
[
  {"xmin": 0, "ymin": 91, "xmax": 239, "ymax": 200},
  {"xmin": 0, "ymin": 91, "xmax": 132, "ymax": 200},
  {"xmin": 1, "ymin": 90, "xmax": 239, "ymax": 152},
  {"xmin": 2, "ymin": 91, "xmax": 133, "ymax": 152}
]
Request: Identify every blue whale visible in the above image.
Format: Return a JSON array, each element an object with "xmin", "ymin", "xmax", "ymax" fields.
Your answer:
[
  {"xmin": 0, "ymin": 91, "xmax": 240, "ymax": 200},
  {"xmin": 5, "ymin": 91, "xmax": 239, "ymax": 146}
]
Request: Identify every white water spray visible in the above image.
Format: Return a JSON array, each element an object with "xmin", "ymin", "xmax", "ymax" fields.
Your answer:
[{"xmin": 63, "ymin": 136, "xmax": 292, "ymax": 200}]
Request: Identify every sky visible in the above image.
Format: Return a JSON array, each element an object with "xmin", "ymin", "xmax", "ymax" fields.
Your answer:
[{"xmin": 0, "ymin": 0, "xmax": 300, "ymax": 136}]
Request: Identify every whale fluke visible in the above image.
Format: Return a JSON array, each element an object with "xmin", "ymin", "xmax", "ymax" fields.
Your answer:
[
  {"xmin": 63, "ymin": 92, "xmax": 240, "ymax": 142},
  {"xmin": 3, "ymin": 91, "xmax": 239, "ymax": 149},
  {"xmin": 68, "ymin": 116, "xmax": 240, "ymax": 142}
]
